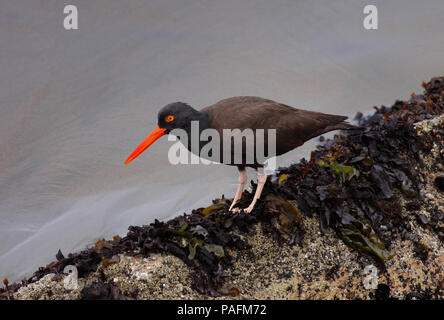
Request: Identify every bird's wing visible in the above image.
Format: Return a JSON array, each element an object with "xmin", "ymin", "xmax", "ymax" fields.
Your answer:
[
  {"xmin": 201, "ymin": 96, "xmax": 347, "ymax": 155},
  {"xmin": 201, "ymin": 96, "xmax": 347, "ymax": 151}
]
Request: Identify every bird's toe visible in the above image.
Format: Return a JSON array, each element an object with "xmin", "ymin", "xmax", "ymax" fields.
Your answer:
[{"xmin": 243, "ymin": 205, "xmax": 254, "ymax": 214}]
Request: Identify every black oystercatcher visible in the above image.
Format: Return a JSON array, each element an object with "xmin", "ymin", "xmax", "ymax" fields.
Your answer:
[{"xmin": 124, "ymin": 96, "xmax": 355, "ymax": 213}]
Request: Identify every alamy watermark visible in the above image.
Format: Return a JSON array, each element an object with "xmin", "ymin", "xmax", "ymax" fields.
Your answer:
[
  {"xmin": 167, "ymin": 121, "xmax": 277, "ymax": 172},
  {"xmin": 363, "ymin": 264, "xmax": 378, "ymax": 289},
  {"xmin": 64, "ymin": 5, "xmax": 378, "ymax": 31},
  {"xmin": 363, "ymin": 5, "xmax": 378, "ymax": 30},
  {"xmin": 63, "ymin": 5, "xmax": 78, "ymax": 30},
  {"xmin": 63, "ymin": 265, "xmax": 78, "ymax": 290}
]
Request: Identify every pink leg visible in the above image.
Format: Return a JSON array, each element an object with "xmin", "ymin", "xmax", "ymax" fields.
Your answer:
[
  {"xmin": 229, "ymin": 169, "xmax": 247, "ymax": 212},
  {"xmin": 244, "ymin": 173, "xmax": 267, "ymax": 213}
]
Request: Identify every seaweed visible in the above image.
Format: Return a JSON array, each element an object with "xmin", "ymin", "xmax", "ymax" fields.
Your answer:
[
  {"xmin": 269, "ymin": 76, "xmax": 443, "ymax": 263},
  {"xmin": 1, "ymin": 77, "xmax": 443, "ymax": 300},
  {"xmin": 329, "ymin": 162, "xmax": 360, "ymax": 185},
  {"xmin": 338, "ymin": 223, "xmax": 393, "ymax": 261}
]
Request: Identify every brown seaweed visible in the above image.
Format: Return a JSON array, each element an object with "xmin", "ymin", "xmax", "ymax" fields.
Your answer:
[{"xmin": 1, "ymin": 77, "xmax": 443, "ymax": 300}]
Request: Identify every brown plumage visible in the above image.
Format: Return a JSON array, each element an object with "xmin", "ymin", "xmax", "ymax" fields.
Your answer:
[
  {"xmin": 200, "ymin": 96, "xmax": 354, "ymax": 168},
  {"xmin": 125, "ymin": 96, "xmax": 355, "ymax": 213}
]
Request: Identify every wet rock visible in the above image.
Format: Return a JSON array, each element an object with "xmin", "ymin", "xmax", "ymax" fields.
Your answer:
[
  {"xmin": 80, "ymin": 281, "xmax": 126, "ymax": 300},
  {"xmin": 3, "ymin": 76, "xmax": 444, "ymax": 301},
  {"xmin": 417, "ymin": 214, "xmax": 429, "ymax": 226},
  {"xmin": 435, "ymin": 174, "xmax": 444, "ymax": 192}
]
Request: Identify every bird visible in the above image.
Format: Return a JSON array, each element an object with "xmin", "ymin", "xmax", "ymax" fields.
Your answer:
[{"xmin": 124, "ymin": 96, "xmax": 355, "ymax": 213}]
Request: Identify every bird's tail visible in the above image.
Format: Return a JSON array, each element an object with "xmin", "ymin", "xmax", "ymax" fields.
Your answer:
[
  {"xmin": 322, "ymin": 120, "xmax": 358, "ymax": 134},
  {"xmin": 336, "ymin": 121, "xmax": 358, "ymax": 130}
]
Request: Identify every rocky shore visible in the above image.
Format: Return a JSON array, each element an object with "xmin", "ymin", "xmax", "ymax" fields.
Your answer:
[{"xmin": 1, "ymin": 77, "xmax": 443, "ymax": 300}]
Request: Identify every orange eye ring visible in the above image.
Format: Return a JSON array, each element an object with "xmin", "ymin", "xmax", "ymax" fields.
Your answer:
[{"xmin": 165, "ymin": 115, "xmax": 175, "ymax": 123}]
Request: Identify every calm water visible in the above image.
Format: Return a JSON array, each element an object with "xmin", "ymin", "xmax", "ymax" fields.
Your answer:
[{"xmin": 1, "ymin": 0, "xmax": 443, "ymax": 282}]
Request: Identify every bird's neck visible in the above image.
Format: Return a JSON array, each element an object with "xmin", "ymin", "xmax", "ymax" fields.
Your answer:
[
  {"xmin": 184, "ymin": 109, "xmax": 211, "ymax": 134},
  {"xmin": 195, "ymin": 111, "xmax": 211, "ymax": 133},
  {"xmin": 180, "ymin": 110, "xmax": 211, "ymax": 152}
]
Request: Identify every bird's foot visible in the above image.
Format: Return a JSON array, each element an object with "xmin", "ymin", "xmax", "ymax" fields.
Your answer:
[
  {"xmin": 229, "ymin": 199, "xmax": 251, "ymax": 213},
  {"xmin": 228, "ymin": 169, "xmax": 248, "ymax": 213},
  {"xmin": 228, "ymin": 201, "xmax": 239, "ymax": 212},
  {"xmin": 229, "ymin": 201, "xmax": 255, "ymax": 214},
  {"xmin": 229, "ymin": 202, "xmax": 242, "ymax": 213},
  {"xmin": 229, "ymin": 201, "xmax": 247, "ymax": 213},
  {"xmin": 229, "ymin": 205, "xmax": 252, "ymax": 214},
  {"xmin": 243, "ymin": 204, "xmax": 255, "ymax": 214}
]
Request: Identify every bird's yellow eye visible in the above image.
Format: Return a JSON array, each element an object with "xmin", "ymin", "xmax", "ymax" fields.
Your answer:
[{"xmin": 165, "ymin": 115, "xmax": 175, "ymax": 123}]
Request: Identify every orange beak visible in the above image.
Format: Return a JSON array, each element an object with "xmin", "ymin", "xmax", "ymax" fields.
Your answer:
[{"xmin": 124, "ymin": 126, "xmax": 167, "ymax": 165}]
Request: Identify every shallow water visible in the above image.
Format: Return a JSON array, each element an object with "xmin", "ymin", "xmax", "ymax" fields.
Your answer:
[{"xmin": 1, "ymin": 0, "xmax": 443, "ymax": 282}]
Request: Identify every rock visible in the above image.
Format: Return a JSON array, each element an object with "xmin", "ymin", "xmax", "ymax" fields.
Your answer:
[
  {"xmin": 435, "ymin": 175, "xmax": 444, "ymax": 192},
  {"xmin": 80, "ymin": 281, "xmax": 126, "ymax": 300},
  {"xmin": 3, "ymin": 77, "xmax": 444, "ymax": 301},
  {"xmin": 417, "ymin": 214, "xmax": 429, "ymax": 225}
]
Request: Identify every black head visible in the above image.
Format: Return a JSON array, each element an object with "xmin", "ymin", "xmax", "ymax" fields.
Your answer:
[
  {"xmin": 157, "ymin": 102, "xmax": 203, "ymax": 133},
  {"xmin": 124, "ymin": 101, "xmax": 210, "ymax": 165}
]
